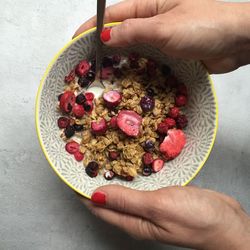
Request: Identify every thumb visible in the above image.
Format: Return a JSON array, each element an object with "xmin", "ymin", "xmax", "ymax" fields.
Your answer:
[
  {"xmin": 90, "ymin": 185, "xmax": 158, "ymax": 219},
  {"xmin": 101, "ymin": 17, "xmax": 161, "ymax": 47}
]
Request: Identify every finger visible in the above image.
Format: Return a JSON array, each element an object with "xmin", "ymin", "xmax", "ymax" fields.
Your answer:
[
  {"xmin": 73, "ymin": 0, "xmax": 172, "ymax": 38},
  {"xmin": 81, "ymin": 197, "xmax": 157, "ymax": 241},
  {"xmin": 90, "ymin": 185, "xmax": 159, "ymax": 220}
]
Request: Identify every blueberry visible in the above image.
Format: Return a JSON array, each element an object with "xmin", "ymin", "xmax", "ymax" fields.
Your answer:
[
  {"xmin": 102, "ymin": 57, "xmax": 113, "ymax": 67},
  {"xmin": 58, "ymin": 93, "xmax": 63, "ymax": 101},
  {"xmin": 144, "ymin": 140, "xmax": 155, "ymax": 151},
  {"xmin": 161, "ymin": 64, "xmax": 171, "ymax": 76},
  {"xmin": 76, "ymin": 93, "xmax": 86, "ymax": 105},
  {"xmin": 78, "ymin": 77, "xmax": 90, "ymax": 88},
  {"xmin": 142, "ymin": 166, "xmax": 152, "ymax": 176},
  {"xmin": 146, "ymin": 88, "xmax": 155, "ymax": 97},
  {"xmin": 73, "ymin": 124, "xmax": 84, "ymax": 131},
  {"xmin": 64, "ymin": 126, "xmax": 75, "ymax": 138},
  {"xmin": 83, "ymin": 102, "xmax": 91, "ymax": 112},
  {"xmin": 86, "ymin": 71, "xmax": 95, "ymax": 82},
  {"xmin": 85, "ymin": 161, "xmax": 99, "ymax": 178},
  {"xmin": 140, "ymin": 96, "xmax": 155, "ymax": 112}
]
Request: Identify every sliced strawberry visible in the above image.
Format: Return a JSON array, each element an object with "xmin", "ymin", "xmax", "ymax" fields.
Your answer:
[
  {"xmin": 75, "ymin": 60, "xmax": 90, "ymax": 77},
  {"xmin": 91, "ymin": 118, "xmax": 108, "ymax": 135},
  {"xmin": 65, "ymin": 141, "xmax": 79, "ymax": 154},
  {"xmin": 109, "ymin": 116, "xmax": 118, "ymax": 129},
  {"xmin": 74, "ymin": 151, "xmax": 84, "ymax": 161},
  {"xmin": 152, "ymin": 159, "xmax": 164, "ymax": 172},
  {"xmin": 157, "ymin": 122, "xmax": 168, "ymax": 134},
  {"xmin": 103, "ymin": 90, "xmax": 122, "ymax": 108},
  {"xmin": 85, "ymin": 92, "xmax": 94, "ymax": 101},
  {"xmin": 164, "ymin": 117, "xmax": 176, "ymax": 128},
  {"xmin": 142, "ymin": 153, "xmax": 154, "ymax": 166},
  {"xmin": 59, "ymin": 91, "xmax": 76, "ymax": 113},
  {"xmin": 175, "ymin": 95, "xmax": 187, "ymax": 107},
  {"xmin": 72, "ymin": 104, "xmax": 85, "ymax": 118},
  {"xmin": 117, "ymin": 110, "xmax": 142, "ymax": 137},
  {"xmin": 100, "ymin": 67, "xmax": 113, "ymax": 79},
  {"xmin": 159, "ymin": 129, "xmax": 186, "ymax": 160}
]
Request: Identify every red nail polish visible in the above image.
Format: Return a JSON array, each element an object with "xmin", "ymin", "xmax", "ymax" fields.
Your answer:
[
  {"xmin": 100, "ymin": 28, "xmax": 111, "ymax": 42},
  {"xmin": 91, "ymin": 191, "xmax": 106, "ymax": 205}
]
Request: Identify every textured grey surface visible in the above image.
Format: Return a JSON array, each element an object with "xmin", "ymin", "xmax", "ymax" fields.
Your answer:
[{"xmin": 0, "ymin": 0, "xmax": 249, "ymax": 250}]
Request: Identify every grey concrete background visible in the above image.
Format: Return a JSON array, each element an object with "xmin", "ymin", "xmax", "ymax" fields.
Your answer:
[{"xmin": 0, "ymin": 0, "xmax": 249, "ymax": 249}]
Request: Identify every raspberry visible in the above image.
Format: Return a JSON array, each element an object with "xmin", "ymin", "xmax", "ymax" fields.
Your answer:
[
  {"xmin": 157, "ymin": 122, "xmax": 168, "ymax": 134},
  {"xmin": 85, "ymin": 92, "xmax": 94, "ymax": 101},
  {"xmin": 142, "ymin": 153, "xmax": 154, "ymax": 166},
  {"xmin": 75, "ymin": 60, "xmax": 90, "ymax": 77},
  {"xmin": 164, "ymin": 118, "xmax": 176, "ymax": 128},
  {"xmin": 175, "ymin": 95, "xmax": 187, "ymax": 107},
  {"xmin": 168, "ymin": 107, "xmax": 180, "ymax": 118},
  {"xmin": 176, "ymin": 115, "xmax": 188, "ymax": 129},
  {"xmin": 65, "ymin": 141, "xmax": 79, "ymax": 154},
  {"xmin": 57, "ymin": 117, "xmax": 70, "ymax": 129},
  {"xmin": 74, "ymin": 151, "xmax": 84, "ymax": 161}
]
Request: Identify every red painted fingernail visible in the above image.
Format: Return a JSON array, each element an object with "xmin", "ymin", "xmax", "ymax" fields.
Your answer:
[
  {"xmin": 100, "ymin": 28, "xmax": 111, "ymax": 42},
  {"xmin": 91, "ymin": 191, "xmax": 106, "ymax": 205}
]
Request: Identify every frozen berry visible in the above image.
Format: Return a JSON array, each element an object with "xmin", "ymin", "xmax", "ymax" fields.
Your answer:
[
  {"xmin": 109, "ymin": 151, "xmax": 120, "ymax": 161},
  {"xmin": 161, "ymin": 64, "xmax": 171, "ymax": 76},
  {"xmin": 102, "ymin": 57, "xmax": 113, "ymax": 67},
  {"xmin": 176, "ymin": 115, "xmax": 188, "ymax": 129},
  {"xmin": 85, "ymin": 161, "xmax": 99, "ymax": 178},
  {"xmin": 58, "ymin": 93, "xmax": 63, "ymax": 101},
  {"xmin": 140, "ymin": 96, "xmax": 155, "ymax": 112},
  {"xmin": 109, "ymin": 116, "xmax": 118, "ymax": 129},
  {"xmin": 78, "ymin": 77, "xmax": 90, "ymax": 88},
  {"xmin": 177, "ymin": 84, "xmax": 188, "ymax": 96},
  {"xmin": 59, "ymin": 91, "xmax": 76, "ymax": 113},
  {"xmin": 85, "ymin": 92, "xmax": 94, "ymax": 101},
  {"xmin": 142, "ymin": 166, "xmax": 152, "ymax": 176},
  {"xmin": 112, "ymin": 55, "xmax": 121, "ymax": 65},
  {"xmin": 146, "ymin": 88, "xmax": 155, "ymax": 97},
  {"xmin": 152, "ymin": 159, "xmax": 164, "ymax": 172},
  {"xmin": 65, "ymin": 141, "xmax": 79, "ymax": 154},
  {"xmin": 164, "ymin": 117, "xmax": 176, "ymax": 128},
  {"xmin": 64, "ymin": 69, "xmax": 75, "ymax": 83},
  {"xmin": 175, "ymin": 95, "xmax": 187, "ymax": 107},
  {"xmin": 117, "ymin": 110, "xmax": 142, "ymax": 137},
  {"xmin": 73, "ymin": 124, "xmax": 84, "ymax": 131},
  {"xmin": 91, "ymin": 118, "xmax": 108, "ymax": 135},
  {"xmin": 142, "ymin": 152, "xmax": 154, "ymax": 166},
  {"xmin": 83, "ymin": 101, "xmax": 93, "ymax": 113},
  {"xmin": 76, "ymin": 93, "xmax": 86, "ymax": 105},
  {"xmin": 75, "ymin": 60, "xmax": 90, "ymax": 77},
  {"xmin": 104, "ymin": 170, "xmax": 115, "ymax": 180},
  {"xmin": 57, "ymin": 117, "xmax": 70, "ymax": 129},
  {"xmin": 157, "ymin": 122, "xmax": 168, "ymax": 134},
  {"xmin": 146, "ymin": 59, "xmax": 157, "ymax": 77},
  {"xmin": 86, "ymin": 71, "xmax": 95, "ymax": 82},
  {"xmin": 103, "ymin": 90, "xmax": 122, "ymax": 108},
  {"xmin": 144, "ymin": 140, "xmax": 155, "ymax": 152},
  {"xmin": 64, "ymin": 126, "xmax": 75, "ymax": 138},
  {"xmin": 113, "ymin": 68, "xmax": 123, "ymax": 78},
  {"xmin": 74, "ymin": 151, "xmax": 84, "ymax": 161},
  {"xmin": 72, "ymin": 104, "xmax": 85, "ymax": 118},
  {"xmin": 168, "ymin": 107, "xmax": 180, "ymax": 118}
]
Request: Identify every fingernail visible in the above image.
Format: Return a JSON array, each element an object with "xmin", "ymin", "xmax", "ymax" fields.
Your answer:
[
  {"xmin": 91, "ymin": 191, "xmax": 106, "ymax": 205},
  {"xmin": 100, "ymin": 28, "xmax": 111, "ymax": 43}
]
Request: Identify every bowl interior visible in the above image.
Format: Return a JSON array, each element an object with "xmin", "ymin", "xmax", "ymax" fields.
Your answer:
[{"xmin": 36, "ymin": 26, "xmax": 217, "ymax": 198}]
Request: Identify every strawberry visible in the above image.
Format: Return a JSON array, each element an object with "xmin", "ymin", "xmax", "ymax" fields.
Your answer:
[
  {"xmin": 168, "ymin": 107, "xmax": 180, "ymax": 118},
  {"xmin": 65, "ymin": 141, "xmax": 79, "ymax": 154},
  {"xmin": 117, "ymin": 110, "xmax": 142, "ymax": 137},
  {"xmin": 75, "ymin": 60, "xmax": 90, "ymax": 77},
  {"xmin": 175, "ymin": 95, "xmax": 187, "ymax": 107},
  {"xmin": 164, "ymin": 117, "xmax": 176, "ymax": 128},
  {"xmin": 157, "ymin": 122, "xmax": 168, "ymax": 134},
  {"xmin": 103, "ymin": 90, "xmax": 122, "ymax": 108},
  {"xmin": 109, "ymin": 116, "xmax": 118, "ymax": 129},
  {"xmin": 159, "ymin": 129, "xmax": 186, "ymax": 160},
  {"xmin": 74, "ymin": 151, "xmax": 84, "ymax": 161},
  {"xmin": 152, "ymin": 159, "xmax": 164, "ymax": 172},
  {"xmin": 85, "ymin": 92, "xmax": 94, "ymax": 101},
  {"xmin": 72, "ymin": 104, "xmax": 85, "ymax": 118},
  {"xmin": 91, "ymin": 118, "xmax": 108, "ymax": 135},
  {"xmin": 142, "ymin": 153, "xmax": 154, "ymax": 166},
  {"xmin": 59, "ymin": 91, "xmax": 76, "ymax": 113}
]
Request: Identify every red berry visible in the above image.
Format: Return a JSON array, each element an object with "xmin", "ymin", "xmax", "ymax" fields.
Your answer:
[
  {"xmin": 64, "ymin": 69, "xmax": 75, "ymax": 84},
  {"xmin": 125, "ymin": 176, "xmax": 134, "ymax": 181},
  {"xmin": 177, "ymin": 83, "xmax": 188, "ymax": 96},
  {"xmin": 59, "ymin": 91, "xmax": 76, "ymax": 113},
  {"xmin": 168, "ymin": 107, "xmax": 180, "ymax": 118},
  {"xmin": 152, "ymin": 159, "xmax": 164, "ymax": 172},
  {"xmin": 72, "ymin": 104, "xmax": 85, "ymax": 118},
  {"xmin": 175, "ymin": 95, "xmax": 187, "ymax": 107},
  {"xmin": 65, "ymin": 141, "xmax": 79, "ymax": 154},
  {"xmin": 109, "ymin": 116, "xmax": 118, "ymax": 129},
  {"xmin": 109, "ymin": 151, "xmax": 120, "ymax": 161},
  {"xmin": 100, "ymin": 67, "xmax": 113, "ymax": 79},
  {"xmin": 104, "ymin": 170, "xmax": 115, "ymax": 180},
  {"xmin": 91, "ymin": 118, "xmax": 108, "ymax": 135},
  {"xmin": 176, "ymin": 115, "xmax": 188, "ymax": 129},
  {"xmin": 164, "ymin": 117, "xmax": 176, "ymax": 128},
  {"xmin": 83, "ymin": 100, "xmax": 94, "ymax": 113},
  {"xmin": 157, "ymin": 122, "xmax": 168, "ymax": 134},
  {"xmin": 74, "ymin": 151, "xmax": 84, "ymax": 161},
  {"xmin": 142, "ymin": 153, "xmax": 154, "ymax": 166},
  {"xmin": 85, "ymin": 92, "xmax": 94, "ymax": 101},
  {"xmin": 75, "ymin": 60, "xmax": 90, "ymax": 77},
  {"xmin": 103, "ymin": 90, "xmax": 122, "ymax": 108},
  {"xmin": 57, "ymin": 117, "xmax": 70, "ymax": 129}
]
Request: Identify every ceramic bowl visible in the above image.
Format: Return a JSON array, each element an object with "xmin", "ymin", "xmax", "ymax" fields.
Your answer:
[{"xmin": 36, "ymin": 23, "xmax": 218, "ymax": 198}]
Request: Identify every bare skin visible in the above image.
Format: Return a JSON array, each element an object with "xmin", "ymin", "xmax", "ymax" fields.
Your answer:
[{"xmin": 74, "ymin": 0, "xmax": 250, "ymax": 249}]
